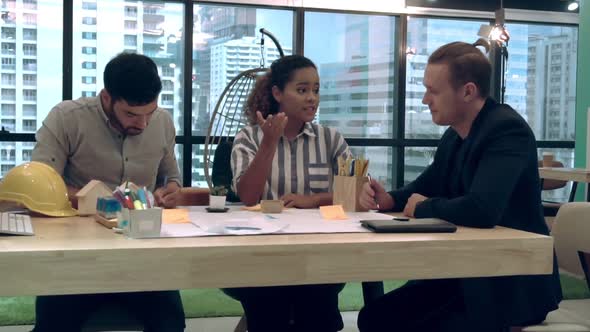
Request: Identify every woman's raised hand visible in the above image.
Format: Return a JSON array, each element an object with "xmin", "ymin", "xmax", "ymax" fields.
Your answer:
[{"xmin": 257, "ymin": 111, "xmax": 288, "ymax": 144}]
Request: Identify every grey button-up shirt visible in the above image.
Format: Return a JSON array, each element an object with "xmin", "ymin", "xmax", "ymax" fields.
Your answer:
[{"xmin": 32, "ymin": 96, "xmax": 181, "ymax": 191}]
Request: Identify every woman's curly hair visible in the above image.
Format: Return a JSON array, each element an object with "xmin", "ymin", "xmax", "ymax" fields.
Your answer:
[{"xmin": 244, "ymin": 55, "xmax": 317, "ymax": 125}]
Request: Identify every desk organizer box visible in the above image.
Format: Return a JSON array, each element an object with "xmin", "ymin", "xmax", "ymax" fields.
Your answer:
[
  {"xmin": 120, "ymin": 208, "xmax": 163, "ymax": 238},
  {"xmin": 333, "ymin": 175, "xmax": 369, "ymax": 212}
]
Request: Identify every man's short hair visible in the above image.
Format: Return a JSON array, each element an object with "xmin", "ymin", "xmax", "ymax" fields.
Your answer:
[
  {"xmin": 103, "ymin": 53, "xmax": 162, "ymax": 105},
  {"xmin": 428, "ymin": 38, "xmax": 491, "ymax": 98}
]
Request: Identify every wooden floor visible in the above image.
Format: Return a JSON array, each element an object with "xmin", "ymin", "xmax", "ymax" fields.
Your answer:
[{"xmin": 1, "ymin": 300, "xmax": 588, "ymax": 332}]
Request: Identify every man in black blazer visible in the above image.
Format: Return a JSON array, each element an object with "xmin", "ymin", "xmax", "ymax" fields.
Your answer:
[{"xmin": 357, "ymin": 39, "xmax": 562, "ymax": 332}]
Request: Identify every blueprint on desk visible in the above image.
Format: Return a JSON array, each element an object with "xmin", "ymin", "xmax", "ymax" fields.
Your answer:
[{"xmin": 157, "ymin": 206, "xmax": 393, "ymax": 238}]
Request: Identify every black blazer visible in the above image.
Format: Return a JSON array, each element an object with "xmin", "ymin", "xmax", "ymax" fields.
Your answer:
[{"xmin": 389, "ymin": 98, "xmax": 562, "ymax": 330}]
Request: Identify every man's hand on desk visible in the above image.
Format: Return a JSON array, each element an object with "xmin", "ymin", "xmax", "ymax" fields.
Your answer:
[
  {"xmin": 154, "ymin": 181, "xmax": 181, "ymax": 208},
  {"xmin": 359, "ymin": 179, "xmax": 394, "ymax": 211},
  {"xmin": 403, "ymin": 193, "xmax": 428, "ymax": 217}
]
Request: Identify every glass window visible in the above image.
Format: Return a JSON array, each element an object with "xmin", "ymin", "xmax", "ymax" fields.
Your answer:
[
  {"xmin": 23, "ymin": 28, "xmax": 36, "ymax": 41},
  {"xmin": 124, "ymin": 34, "xmax": 137, "ymax": 47},
  {"xmin": 1, "ymin": 104, "xmax": 16, "ymax": 117},
  {"xmin": 1, "ymin": 27, "xmax": 17, "ymax": 39},
  {"xmin": 82, "ymin": 17, "xmax": 96, "ymax": 25},
  {"xmin": 82, "ymin": 1, "xmax": 96, "ymax": 10},
  {"xmin": 81, "ymin": 46, "xmax": 96, "ymax": 54},
  {"xmin": 22, "ymin": 149, "xmax": 32, "ymax": 160},
  {"xmin": 0, "ymin": 142, "xmax": 34, "ymax": 175},
  {"xmin": 82, "ymin": 61, "xmax": 96, "ymax": 69},
  {"xmin": 22, "ymin": 13, "xmax": 37, "ymax": 25},
  {"xmin": 350, "ymin": 146, "xmax": 397, "ymax": 191},
  {"xmin": 23, "ymin": 43, "xmax": 36, "ymax": 56},
  {"xmin": 23, "ymin": 0, "xmax": 37, "ymax": 10},
  {"xmin": 2, "ymin": 0, "xmax": 16, "ymax": 9},
  {"xmin": 1, "ymin": 73, "xmax": 15, "ymax": 85},
  {"xmin": 305, "ymin": 12, "xmax": 397, "ymax": 140},
  {"xmin": 404, "ymin": 147, "xmax": 436, "ymax": 185},
  {"xmin": 82, "ymin": 32, "xmax": 96, "ymax": 40},
  {"xmin": 191, "ymin": 144, "xmax": 206, "ymax": 187},
  {"xmin": 124, "ymin": 20, "xmax": 137, "ymax": 30},
  {"xmin": 538, "ymin": 148, "xmax": 574, "ymax": 202},
  {"xmin": 1, "ymin": 57, "xmax": 16, "ymax": 70},
  {"xmin": 0, "ymin": 0, "xmax": 62, "ymax": 180},
  {"xmin": 191, "ymin": 4, "xmax": 294, "ymax": 185},
  {"xmin": 1, "ymin": 88, "xmax": 16, "ymax": 101},
  {"xmin": 22, "ymin": 58, "xmax": 36, "ymax": 70},
  {"xmin": 82, "ymin": 76, "xmax": 96, "ymax": 84},
  {"xmin": 1, "ymin": 119, "xmax": 16, "ymax": 131},
  {"xmin": 22, "ymin": 119, "xmax": 36, "ymax": 131},
  {"xmin": 405, "ymin": 17, "xmax": 487, "ymax": 139},
  {"xmin": 73, "ymin": 1, "xmax": 185, "ymax": 136},
  {"xmin": 125, "ymin": 6, "xmax": 137, "ymax": 17},
  {"xmin": 504, "ymin": 23, "xmax": 578, "ymax": 141},
  {"xmin": 23, "ymin": 104, "xmax": 36, "ymax": 117},
  {"xmin": 23, "ymin": 73, "xmax": 36, "ymax": 85},
  {"xmin": 192, "ymin": 4, "xmax": 293, "ymax": 137},
  {"xmin": 1, "ymin": 42, "xmax": 16, "ymax": 55},
  {"xmin": 23, "ymin": 89, "xmax": 36, "ymax": 101}
]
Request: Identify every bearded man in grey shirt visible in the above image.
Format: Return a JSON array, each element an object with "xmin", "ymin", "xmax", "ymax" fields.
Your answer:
[{"xmin": 31, "ymin": 53, "xmax": 185, "ymax": 332}]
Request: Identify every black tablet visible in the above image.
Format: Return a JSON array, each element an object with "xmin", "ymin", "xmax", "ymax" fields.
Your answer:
[{"xmin": 361, "ymin": 218, "xmax": 457, "ymax": 233}]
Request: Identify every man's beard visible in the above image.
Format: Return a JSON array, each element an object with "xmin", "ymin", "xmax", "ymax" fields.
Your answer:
[{"xmin": 106, "ymin": 102, "xmax": 144, "ymax": 136}]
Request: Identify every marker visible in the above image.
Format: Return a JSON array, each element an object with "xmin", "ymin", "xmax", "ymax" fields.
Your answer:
[
  {"xmin": 137, "ymin": 188, "xmax": 148, "ymax": 209},
  {"xmin": 225, "ymin": 226, "xmax": 261, "ymax": 231},
  {"xmin": 393, "ymin": 217, "xmax": 409, "ymax": 222},
  {"xmin": 133, "ymin": 200, "xmax": 144, "ymax": 210}
]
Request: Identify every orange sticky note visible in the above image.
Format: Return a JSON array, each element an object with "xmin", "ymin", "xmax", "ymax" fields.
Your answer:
[
  {"xmin": 320, "ymin": 205, "xmax": 348, "ymax": 220},
  {"xmin": 242, "ymin": 204, "xmax": 262, "ymax": 211},
  {"xmin": 162, "ymin": 208, "xmax": 190, "ymax": 224}
]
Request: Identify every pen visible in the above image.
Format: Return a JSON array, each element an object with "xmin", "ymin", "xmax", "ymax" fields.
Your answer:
[
  {"xmin": 225, "ymin": 226, "xmax": 261, "ymax": 231},
  {"xmin": 137, "ymin": 188, "xmax": 148, "ymax": 209},
  {"xmin": 367, "ymin": 173, "xmax": 380, "ymax": 210}
]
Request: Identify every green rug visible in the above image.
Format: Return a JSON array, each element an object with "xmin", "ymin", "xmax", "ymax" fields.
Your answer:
[{"xmin": 1, "ymin": 276, "xmax": 587, "ymax": 326}]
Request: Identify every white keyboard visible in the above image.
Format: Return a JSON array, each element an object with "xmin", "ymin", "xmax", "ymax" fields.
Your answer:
[{"xmin": 0, "ymin": 212, "xmax": 34, "ymax": 236}]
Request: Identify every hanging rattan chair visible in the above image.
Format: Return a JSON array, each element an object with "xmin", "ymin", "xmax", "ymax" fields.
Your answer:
[{"xmin": 202, "ymin": 28, "xmax": 284, "ymax": 191}]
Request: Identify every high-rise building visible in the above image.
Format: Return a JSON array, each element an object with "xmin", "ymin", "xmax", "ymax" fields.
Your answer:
[
  {"xmin": 522, "ymin": 30, "xmax": 577, "ymax": 141},
  {"xmin": 73, "ymin": 1, "xmax": 183, "ymax": 127},
  {"xmin": 1, "ymin": 0, "xmax": 55, "ymax": 176}
]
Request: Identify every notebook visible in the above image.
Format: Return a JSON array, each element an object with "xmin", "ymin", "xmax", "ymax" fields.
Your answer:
[{"xmin": 361, "ymin": 218, "xmax": 457, "ymax": 233}]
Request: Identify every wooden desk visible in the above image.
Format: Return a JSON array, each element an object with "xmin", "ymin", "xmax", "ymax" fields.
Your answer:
[
  {"xmin": 539, "ymin": 167, "xmax": 590, "ymax": 201},
  {"xmin": 0, "ymin": 216, "xmax": 554, "ymax": 297}
]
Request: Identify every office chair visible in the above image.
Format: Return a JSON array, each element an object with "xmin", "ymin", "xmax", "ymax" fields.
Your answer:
[{"xmin": 202, "ymin": 67, "xmax": 267, "ymax": 193}]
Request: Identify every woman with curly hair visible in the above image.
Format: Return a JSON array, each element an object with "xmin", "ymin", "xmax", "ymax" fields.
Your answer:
[{"xmin": 225, "ymin": 54, "xmax": 350, "ymax": 332}]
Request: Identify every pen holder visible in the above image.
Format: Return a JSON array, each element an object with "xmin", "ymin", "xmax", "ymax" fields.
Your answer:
[
  {"xmin": 120, "ymin": 207, "xmax": 162, "ymax": 238},
  {"xmin": 333, "ymin": 175, "xmax": 369, "ymax": 212}
]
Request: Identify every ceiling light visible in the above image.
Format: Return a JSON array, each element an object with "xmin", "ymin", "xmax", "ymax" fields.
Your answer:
[{"xmin": 568, "ymin": 1, "xmax": 579, "ymax": 11}]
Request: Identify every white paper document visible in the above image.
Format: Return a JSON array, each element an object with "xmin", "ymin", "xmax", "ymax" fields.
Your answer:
[{"xmin": 157, "ymin": 206, "xmax": 394, "ymax": 238}]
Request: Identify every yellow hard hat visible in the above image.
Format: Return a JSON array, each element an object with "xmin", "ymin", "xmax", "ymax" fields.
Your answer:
[{"xmin": 0, "ymin": 161, "xmax": 78, "ymax": 217}]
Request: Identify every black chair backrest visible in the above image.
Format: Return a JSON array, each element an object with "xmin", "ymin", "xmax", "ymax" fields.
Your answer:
[{"xmin": 212, "ymin": 141, "xmax": 240, "ymax": 202}]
